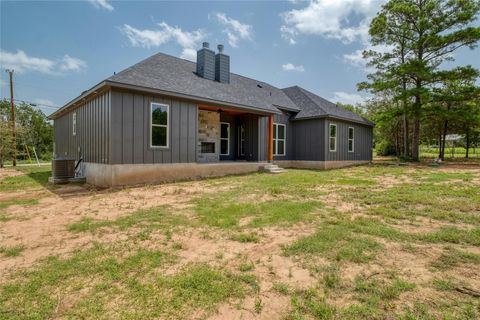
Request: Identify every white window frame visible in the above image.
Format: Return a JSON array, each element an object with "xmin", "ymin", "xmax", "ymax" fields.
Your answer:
[
  {"xmin": 72, "ymin": 112, "xmax": 76, "ymax": 136},
  {"xmin": 329, "ymin": 123, "xmax": 337, "ymax": 152},
  {"xmin": 273, "ymin": 123, "xmax": 286, "ymax": 156},
  {"xmin": 220, "ymin": 122, "xmax": 230, "ymax": 156},
  {"xmin": 150, "ymin": 102, "xmax": 169, "ymax": 148},
  {"xmin": 348, "ymin": 127, "xmax": 354, "ymax": 152},
  {"xmin": 239, "ymin": 125, "xmax": 245, "ymax": 156}
]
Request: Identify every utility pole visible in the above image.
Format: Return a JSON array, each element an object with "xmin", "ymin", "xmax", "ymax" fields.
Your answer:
[{"xmin": 6, "ymin": 69, "xmax": 16, "ymax": 166}]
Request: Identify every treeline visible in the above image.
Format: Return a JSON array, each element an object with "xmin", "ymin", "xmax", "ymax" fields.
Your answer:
[
  {"xmin": 0, "ymin": 100, "xmax": 53, "ymax": 167},
  {"xmin": 357, "ymin": 0, "xmax": 480, "ymax": 161}
]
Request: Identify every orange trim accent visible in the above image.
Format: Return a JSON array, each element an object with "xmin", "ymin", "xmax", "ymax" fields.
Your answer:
[
  {"xmin": 198, "ymin": 104, "xmax": 247, "ymax": 115},
  {"xmin": 268, "ymin": 115, "xmax": 273, "ymax": 162}
]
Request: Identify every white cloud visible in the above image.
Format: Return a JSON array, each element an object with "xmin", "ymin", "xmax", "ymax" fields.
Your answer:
[
  {"xmin": 281, "ymin": 0, "xmax": 382, "ymax": 44},
  {"xmin": 332, "ymin": 91, "xmax": 368, "ymax": 105},
  {"xmin": 0, "ymin": 49, "xmax": 86, "ymax": 74},
  {"xmin": 343, "ymin": 43, "xmax": 392, "ymax": 72},
  {"xmin": 88, "ymin": 0, "xmax": 114, "ymax": 11},
  {"xmin": 343, "ymin": 49, "xmax": 365, "ymax": 68},
  {"xmin": 282, "ymin": 63, "xmax": 305, "ymax": 72},
  {"xmin": 59, "ymin": 54, "xmax": 88, "ymax": 72},
  {"xmin": 119, "ymin": 22, "xmax": 205, "ymax": 61},
  {"xmin": 213, "ymin": 13, "xmax": 253, "ymax": 48}
]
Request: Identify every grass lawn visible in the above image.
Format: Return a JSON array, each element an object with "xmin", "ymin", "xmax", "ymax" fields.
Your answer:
[{"xmin": 0, "ymin": 161, "xmax": 479, "ymax": 319}]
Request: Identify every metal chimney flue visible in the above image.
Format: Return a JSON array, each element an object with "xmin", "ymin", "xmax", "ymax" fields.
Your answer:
[
  {"xmin": 203, "ymin": 42, "xmax": 210, "ymax": 49},
  {"xmin": 217, "ymin": 44, "xmax": 224, "ymax": 53}
]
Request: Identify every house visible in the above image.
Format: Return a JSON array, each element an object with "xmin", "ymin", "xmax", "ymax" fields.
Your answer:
[{"xmin": 49, "ymin": 43, "xmax": 374, "ymax": 187}]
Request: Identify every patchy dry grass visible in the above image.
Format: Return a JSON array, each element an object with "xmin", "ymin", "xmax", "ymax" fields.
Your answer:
[{"xmin": 1, "ymin": 163, "xmax": 480, "ymax": 319}]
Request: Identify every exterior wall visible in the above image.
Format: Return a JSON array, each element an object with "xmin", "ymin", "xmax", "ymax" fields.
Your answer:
[
  {"xmin": 257, "ymin": 116, "xmax": 268, "ymax": 162},
  {"xmin": 219, "ymin": 113, "xmax": 236, "ymax": 161},
  {"xmin": 197, "ymin": 110, "xmax": 220, "ymax": 163},
  {"xmin": 53, "ymin": 90, "xmax": 111, "ymax": 163},
  {"xmin": 240, "ymin": 114, "xmax": 261, "ymax": 161},
  {"xmin": 292, "ymin": 118, "xmax": 326, "ymax": 161},
  {"xmin": 273, "ymin": 111, "xmax": 295, "ymax": 161},
  {"xmin": 83, "ymin": 162, "xmax": 266, "ymax": 187},
  {"xmin": 110, "ymin": 89, "xmax": 198, "ymax": 165},
  {"xmin": 324, "ymin": 119, "xmax": 373, "ymax": 161},
  {"xmin": 274, "ymin": 160, "xmax": 370, "ymax": 170}
]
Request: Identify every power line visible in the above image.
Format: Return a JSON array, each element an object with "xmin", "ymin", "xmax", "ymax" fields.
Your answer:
[
  {"xmin": 0, "ymin": 97, "xmax": 60, "ymax": 109},
  {"xmin": 16, "ymin": 99, "xmax": 60, "ymax": 109}
]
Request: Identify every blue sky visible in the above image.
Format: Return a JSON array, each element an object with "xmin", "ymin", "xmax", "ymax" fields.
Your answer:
[{"xmin": 1, "ymin": 0, "xmax": 479, "ymax": 116}]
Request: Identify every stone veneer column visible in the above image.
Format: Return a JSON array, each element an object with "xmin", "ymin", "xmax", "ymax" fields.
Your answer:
[{"xmin": 197, "ymin": 110, "xmax": 220, "ymax": 162}]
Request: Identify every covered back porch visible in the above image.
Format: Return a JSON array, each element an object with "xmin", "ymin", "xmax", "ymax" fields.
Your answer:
[{"xmin": 197, "ymin": 104, "xmax": 274, "ymax": 163}]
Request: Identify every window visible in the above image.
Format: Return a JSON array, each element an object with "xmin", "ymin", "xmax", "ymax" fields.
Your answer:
[
  {"xmin": 273, "ymin": 123, "xmax": 286, "ymax": 156},
  {"xmin": 72, "ymin": 112, "xmax": 76, "ymax": 136},
  {"xmin": 329, "ymin": 124, "xmax": 337, "ymax": 152},
  {"xmin": 238, "ymin": 124, "xmax": 245, "ymax": 156},
  {"xmin": 348, "ymin": 127, "xmax": 354, "ymax": 152},
  {"xmin": 150, "ymin": 103, "xmax": 169, "ymax": 148},
  {"xmin": 220, "ymin": 122, "xmax": 230, "ymax": 155}
]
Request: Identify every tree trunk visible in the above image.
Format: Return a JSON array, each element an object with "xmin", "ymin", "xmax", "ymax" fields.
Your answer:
[
  {"xmin": 403, "ymin": 113, "xmax": 409, "ymax": 159},
  {"xmin": 440, "ymin": 120, "xmax": 448, "ymax": 161},
  {"xmin": 465, "ymin": 125, "xmax": 470, "ymax": 158},
  {"xmin": 412, "ymin": 79, "xmax": 422, "ymax": 162},
  {"xmin": 395, "ymin": 121, "xmax": 401, "ymax": 157}
]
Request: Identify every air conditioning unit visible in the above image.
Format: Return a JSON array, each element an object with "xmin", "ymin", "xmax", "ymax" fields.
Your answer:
[{"xmin": 52, "ymin": 158, "xmax": 75, "ymax": 179}]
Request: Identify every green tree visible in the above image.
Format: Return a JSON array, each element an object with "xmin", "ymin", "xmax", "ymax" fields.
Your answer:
[
  {"xmin": 360, "ymin": 0, "xmax": 480, "ymax": 161},
  {"xmin": 0, "ymin": 99, "xmax": 53, "ymax": 162}
]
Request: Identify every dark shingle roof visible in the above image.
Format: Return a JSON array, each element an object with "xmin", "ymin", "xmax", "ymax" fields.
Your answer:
[
  {"xmin": 282, "ymin": 86, "xmax": 374, "ymax": 126},
  {"xmin": 50, "ymin": 51, "xmax": 373, "ymax": 127},
  {"xmin": 108, "ymin": 52, "xmax": 298, "ymax": 113}
]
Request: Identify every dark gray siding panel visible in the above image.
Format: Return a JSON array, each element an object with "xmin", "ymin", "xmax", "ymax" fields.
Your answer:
[
  {"xmin": 325, "ymin": 119, "xmax": 373, "ymax": 161},
  {"xmin": 219, "ymin": 113, "xmax": 236, "ymax": 161},
  {"xmin": 53, "ymin": 91, "xmax": 111, "ymax": 164},
  {"xmin": 133, "ymin": 94, "xmax": 144, "ymax": 164},
  {"xmin": 257, "ymin": 116, "xmax": 268, "ymax": 162},
  {"xmin": 292, "ymin": 119, "xmax": 325, "ymax": 161},
  {"xmin": 110, "ymin": 90, "xmax": 198, "ymax": 164},
  {"xmin": 273, "ymin": 111, "xmax": 294, "ymax": 160},
  {"xmin": 242, "ymin": 114, "xmax": 259, "ymax": 161}
]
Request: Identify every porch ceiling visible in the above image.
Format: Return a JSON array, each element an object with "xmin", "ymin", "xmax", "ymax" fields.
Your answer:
[{"xmin": 198, "ymin": 104, "xmax": 272, "ymax": 116}]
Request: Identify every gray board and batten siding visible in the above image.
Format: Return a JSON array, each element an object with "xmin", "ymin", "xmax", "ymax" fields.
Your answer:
[
  {"xmin": 110, "ymin": 89, "xmax": 197, "ymax": 165},
  {"xmin": 53, "ymin": 88, "xmax": 198, "ymax": 165},
  {"xmin": 324, "ymin": 118, "xmax": 373, "ymax": 161},
  {"xmin": 53, "ymin": 90, "xmax": 111, "ymax": 164},
  {"xmin": 53, "ymin": 90, "xmax": 372, "ymax": 167}
]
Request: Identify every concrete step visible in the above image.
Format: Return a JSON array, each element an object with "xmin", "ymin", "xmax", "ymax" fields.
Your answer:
[
  {"xmin": 262, "ymin": 164, "xmax": 279, "ymax": 170},
  {"xmin": 267, "ymin": 168, "xmax": 287, "ymax": 174},
  {"xmin": 262, "ymin": 164, "xmax": 287, "ymax": 174}
]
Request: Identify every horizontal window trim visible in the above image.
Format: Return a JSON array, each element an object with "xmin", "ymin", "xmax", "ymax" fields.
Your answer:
[
  {"xmin": 348, "ymin": 126, "xmax": 355, "ymax": 153},
  {"xmin": 149, "ymin": 102, "xmax": 170, "ymax": 149},
  {"xmin": 220, "ymin": 122, "xmax": 230, "ymax": 156},
  {"xmin": 273, "ymin": 123, "xmax": 286, "ymax": 156},
  {"xmin": 329, "ymin": 123, "xmax": 337, "ymax": 152}
]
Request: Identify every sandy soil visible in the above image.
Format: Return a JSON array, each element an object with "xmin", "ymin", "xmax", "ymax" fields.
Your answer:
[{"xmin": 1, "ymin": 164, "xmax": 479, "ymax": 319}]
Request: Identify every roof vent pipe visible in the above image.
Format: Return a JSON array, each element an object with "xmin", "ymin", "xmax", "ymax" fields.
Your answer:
[
  {"xmin": 203, "ymin": 42, "xmax": 210, "ymax": 48},
  {"xmin": 217, "ymin": 44, "xmax": 224, "ymax": 53}
]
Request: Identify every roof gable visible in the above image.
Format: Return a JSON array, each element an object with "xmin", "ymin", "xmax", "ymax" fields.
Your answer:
[
  {"xmin": 282, "ymin": 86, "xmax": 374, "ymax": 126},
  {"xmin": 108, "ymin": 53, "xmax": 297, "ymax": 113}
]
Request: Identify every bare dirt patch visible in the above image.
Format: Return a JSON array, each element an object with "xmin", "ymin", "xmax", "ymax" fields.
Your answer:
[
  {"xmin": 0, "ymin": 168, "xmax": 23, "ymax": 180},
  {"xmin": 0, "ymin": 179, "xmax": 239, "ymax": 280}
]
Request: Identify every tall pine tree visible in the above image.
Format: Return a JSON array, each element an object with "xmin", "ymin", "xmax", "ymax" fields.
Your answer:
[{"xmin": 360, "ymin": 0, "xmax": 480, "ymax": 161}]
